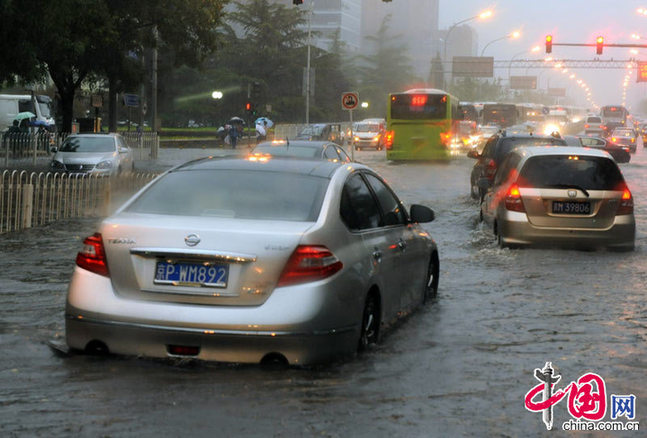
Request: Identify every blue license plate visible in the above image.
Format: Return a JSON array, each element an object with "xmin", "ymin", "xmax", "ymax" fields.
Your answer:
[{"xmin": 154, "ymin": 261, "xmax": 228, "ymax": 288}]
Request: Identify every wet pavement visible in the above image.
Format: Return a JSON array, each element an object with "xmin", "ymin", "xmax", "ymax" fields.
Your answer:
[{"xmin": 1, "ymin": 145, "xmax": 646, "ymax": 437}]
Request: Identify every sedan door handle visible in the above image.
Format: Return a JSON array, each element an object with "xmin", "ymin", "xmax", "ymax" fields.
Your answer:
[
  {"xmin": 372, "ymin": 250, "xmax": 382, "ymax": 263},
  {"xmin": 397, "ymin": 239, "xmax": 407, "ymax": 250}
]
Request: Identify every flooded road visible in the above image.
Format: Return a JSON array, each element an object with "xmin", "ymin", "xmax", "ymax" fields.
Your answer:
[{"xmin": 1, "ymin": 147, "xmax": 645, "ymax": 436}]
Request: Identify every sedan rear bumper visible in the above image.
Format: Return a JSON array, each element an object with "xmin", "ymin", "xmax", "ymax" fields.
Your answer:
[
  {"xmin": 65, "ymin": 315, "xmax": 358, "ymax": 365},
  {"xmin": 65, "ymin": 267, "xmax": 363, "ymax": 365}
]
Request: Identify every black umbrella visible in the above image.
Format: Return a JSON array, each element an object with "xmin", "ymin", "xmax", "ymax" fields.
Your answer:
[{"xmin": 228, "ymin": 116, "xmax": 245, "ymax": 125}]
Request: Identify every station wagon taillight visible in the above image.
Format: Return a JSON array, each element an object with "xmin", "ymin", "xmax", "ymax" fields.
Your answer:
[
  {"xmin": 76, "ymin": 233, "xmax": 109, "ymax": 276},
  {"xmin": 277, "ymin": 245, "xmax": 343, "ymax": 286},
  {"xmin": 504, "ymin": 184, "xmax": 526, "ymax": 212},
  {"xmin": 617, "ymin": 188, "xmax": 634, "ymax": 215}
]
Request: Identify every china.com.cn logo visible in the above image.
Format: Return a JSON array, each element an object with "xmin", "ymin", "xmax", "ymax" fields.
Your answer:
[{"xmin": 524, "ymin": 362, "xmax": 639, "ymax": 431}]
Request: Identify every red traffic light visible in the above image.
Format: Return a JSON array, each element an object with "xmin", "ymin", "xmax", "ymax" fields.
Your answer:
[
  {"xmin": 596, "ymin": 36, "xmax": 604, "ymax": 55},
  {"xmin": 545, "ymin": 35, "xmax": 553, "ymax": 54},
  {"xmin": 245, "ymin": 102, "xmax": 252, "ymax": 111}
]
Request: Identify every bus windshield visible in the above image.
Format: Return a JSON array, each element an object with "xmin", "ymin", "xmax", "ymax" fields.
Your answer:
[{"xmin": 390, "ymin": 93, "xmax": 447, "ymax": 120}]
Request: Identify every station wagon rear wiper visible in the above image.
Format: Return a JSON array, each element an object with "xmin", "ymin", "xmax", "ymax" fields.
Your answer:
[{"xmin": 545, "ymin": 184, "xmax": 589, "ymax": 197}]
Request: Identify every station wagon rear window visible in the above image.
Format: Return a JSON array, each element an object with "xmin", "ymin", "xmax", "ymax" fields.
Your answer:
[
  {"xmin": 518, "ymin": 156, "xmax": 624, "ymax": 190},
  {"xmin": 126, "ymin": 169, "xmax": 329, "ymax": 221}
]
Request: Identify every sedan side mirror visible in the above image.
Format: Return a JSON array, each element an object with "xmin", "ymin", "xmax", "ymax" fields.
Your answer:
[
  {"xmin": 118, "ymin": 147, "xmax": 128, "ymax": 154},
  {"xmin": 50, "ymin": 147, "xmax": 58, "ymax": 153},
  {"xmin": 409, "ymin": 204, "xmax": 434, "ymax": 223},
  {"xmin": 467, "ymin": 150, "xmax": 480, "ymax": 159}
]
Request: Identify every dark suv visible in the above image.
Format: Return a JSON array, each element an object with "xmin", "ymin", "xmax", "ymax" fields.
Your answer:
[{"xmin": 468, "ymin": 132, "xmax": 567, "ymax": 199}]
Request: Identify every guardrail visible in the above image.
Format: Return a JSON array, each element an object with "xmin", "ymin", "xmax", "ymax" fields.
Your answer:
[{"xmin": 0, "ymin": 170, "xmax": 158, "ymax": 234}]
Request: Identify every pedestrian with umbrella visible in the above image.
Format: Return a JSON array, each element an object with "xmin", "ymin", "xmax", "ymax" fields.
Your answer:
[{"xmin": 227, "ymin": 117, "xmax": 245, "ymax": 149}]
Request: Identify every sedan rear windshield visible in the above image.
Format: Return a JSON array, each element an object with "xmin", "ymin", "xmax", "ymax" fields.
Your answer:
[
  {"xmin": 519, "ymin": 155, "xmax": 624, "ymax": 190},
  {"xmin": 495, "ymin": 137, "xmax": 566, "ymax": 163},
  {"xmin": 586, "ymin": 117, "xmax": 602, "ymax": 123},
  {"xmin": 126, "ymin": 169, "xmax": 329, "ymax": 221},
  {"xmin": 60, "ymin": 137, "xmax": 116, "ymax": 153},
  {"xmin": 252, "ymin": 145, "xmax": 320, "ymax": 158}
]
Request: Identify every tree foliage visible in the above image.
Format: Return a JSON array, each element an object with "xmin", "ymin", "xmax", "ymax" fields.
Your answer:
[
  {"xmin": 1, "ymin": 0, "xmax": 226, "ymax": 131},
  {"xmin": 358, "ymin": 15, "xmax": 419, "ymax": 117}
]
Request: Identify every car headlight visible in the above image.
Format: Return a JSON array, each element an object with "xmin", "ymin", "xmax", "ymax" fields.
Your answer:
[
  {"xmin": 354, "ymin": 136, "xmax": 360, "ymax": 142},
  {"xmin": 51, "ymin": 160, "xmax": 65, "ymax": 170},
  {"xmin": 96, "ymin": 160, "xmax": 113, "ymax": 169}
]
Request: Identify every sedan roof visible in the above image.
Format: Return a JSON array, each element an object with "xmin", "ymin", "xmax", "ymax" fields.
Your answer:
[
  {"xmin": 172, "ymin": 156, "xmax": 346, "ymax": 178},
  {"xmin": 256, "ymin": 140, "xmax": 330, "ymax": 149}
]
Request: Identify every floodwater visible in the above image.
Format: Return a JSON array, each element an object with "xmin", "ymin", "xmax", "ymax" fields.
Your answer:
[{"xmin": 1, "ymin": 146, "xmax": 645, "ymax": 437}]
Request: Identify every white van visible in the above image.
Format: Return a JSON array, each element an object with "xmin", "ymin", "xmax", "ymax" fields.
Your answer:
[
  {"xmin": 0, "ymin": 94, "xmax": 56, "ymax": 131},
  {"xmin": 352, "ymin": 118, "xmax": 387, "ymax": 151}
]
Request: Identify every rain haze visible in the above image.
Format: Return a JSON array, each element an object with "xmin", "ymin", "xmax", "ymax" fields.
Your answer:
[{"xmin": 440, "ymin": 0, "xmax": 647, "ymax": 111}]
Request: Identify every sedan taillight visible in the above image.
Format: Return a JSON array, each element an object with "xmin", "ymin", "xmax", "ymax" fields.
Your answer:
[
  {"xmin": 617, "ymin": 188, "xmax": 634, "ymax": 215},
  {"xmin": 277, "ymin": 245, "xmax": 343, "ymax": 287},
  {"xmin": 76, "ymin": 233, "xmax": 109, "ymax": 276}
]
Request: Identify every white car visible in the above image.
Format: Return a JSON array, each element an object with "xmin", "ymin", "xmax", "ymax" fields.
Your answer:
[{"xmin": 51, "ymin": 133, "xmax": 134, "ymax": 175}]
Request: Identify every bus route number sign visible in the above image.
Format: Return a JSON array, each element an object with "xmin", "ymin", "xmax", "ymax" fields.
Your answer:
[{"xmin": 341, "ymin": 92, "xmax": 359, "ymax": 110}]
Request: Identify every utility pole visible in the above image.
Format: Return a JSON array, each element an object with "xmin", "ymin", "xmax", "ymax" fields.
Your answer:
[
  {"xmin": 305, "ymin": 0, "xmax": 313, "ymax": 125},
  {"xmin": 150, "ymin": 26, "xmax": 159, "ymax": 159}
]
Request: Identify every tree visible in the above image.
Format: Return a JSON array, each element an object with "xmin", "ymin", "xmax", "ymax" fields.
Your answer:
[
  {"xmin": 222, "ymin": 0, "xmax": 308, "ymax": 121},
  {"xmin": 310, "ymin": 29, "xmax": 355, "ymax": 122},
  {"xmin": 1, "ymin": 0, "xmax": 226, "ymax": 131},
  {"xmin": 359, "ymin": 15, "xmax": 419, "ymax": 117}
]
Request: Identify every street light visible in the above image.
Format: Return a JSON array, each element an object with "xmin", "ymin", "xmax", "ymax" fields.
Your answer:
[
  {"xmin": 507, "ymin": 46, "xmax": 541, "ymax": 79},
  {"xmin": 361, "ymin": 102, "xmax": 369, "ymax": 109},
  {"xmin": 211, "ymin": 91, "xmax": 223, "ymax": 100},
  {"xmin": 481, "ymin": 31, "xmax": 521, "ymax": 56},
  {"xmin": 442, "ymin": 9, "xmax": 493, "ymax": 86}
]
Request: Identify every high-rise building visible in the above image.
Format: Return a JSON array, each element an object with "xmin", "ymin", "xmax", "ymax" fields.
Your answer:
[{"xmin": 246, "ymin": 0, "xmax": 362, "ymax": 52}]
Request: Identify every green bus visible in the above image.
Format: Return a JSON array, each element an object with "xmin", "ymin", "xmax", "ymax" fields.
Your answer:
[{"xmin": 386, "ymin": 88, "xmax": 459, "ymax": 161}]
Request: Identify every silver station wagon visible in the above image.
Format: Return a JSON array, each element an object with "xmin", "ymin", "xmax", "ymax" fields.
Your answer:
[
  {"xmin": 66, "ymin": 157, "xmax": 439, "ymax": 365},
  {"xmin": 480, "ymin": 146, "xmax": 635, "ymax": 250}
]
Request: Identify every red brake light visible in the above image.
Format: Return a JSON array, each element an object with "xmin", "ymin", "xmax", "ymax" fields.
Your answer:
[
  {"xmin": 485, "ymin": 159, "xmax": 497, "ymax": 178},
  {"xmin": 617, "ymin": 188, "xmax": 633, "ymax": 215},
  {"xmin": 504, "ymin": 184, "xmax": 525, "ymax": 212},
  {"xmin": 584, "ymin": 124, "xmax": 590, "ymax": 128},
  {"xmin": 277, "ymin": 245, "xmax": 343, "ymax": 287},
  {"xmin": 385, "ymin": 130, "xmax": 394, "ymax": 149},
  {"xmin": 76, "ymin": 233, "xmax": 109, "ymax": 276}
]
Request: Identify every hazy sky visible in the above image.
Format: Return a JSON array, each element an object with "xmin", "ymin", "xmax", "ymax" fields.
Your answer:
[{"xmin": 439, "ymin": 0, "xmax": 647, "ymax": 110}]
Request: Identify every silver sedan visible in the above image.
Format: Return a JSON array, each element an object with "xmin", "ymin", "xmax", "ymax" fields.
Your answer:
[
  {"xmin": 51, "ymin": 133, "xmax": 134, "ymax": 175},
  {"xmin": 65, "ymin": 157, "xmax": 439, "ymax": 365}
]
